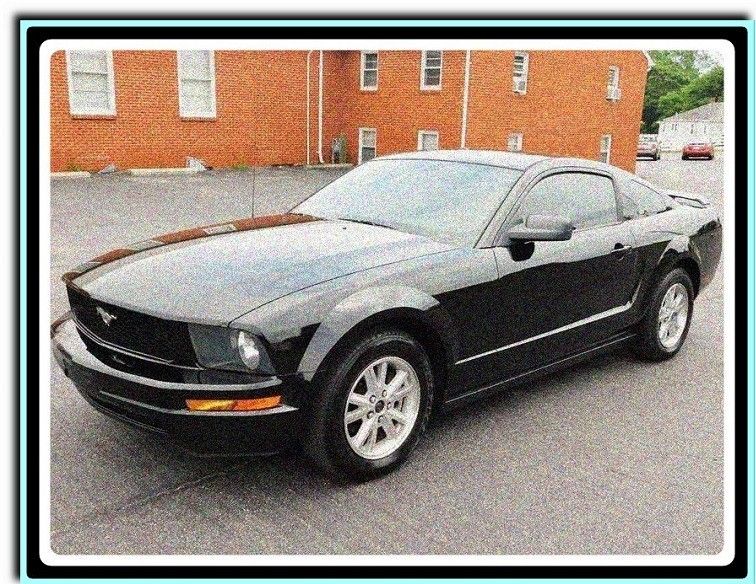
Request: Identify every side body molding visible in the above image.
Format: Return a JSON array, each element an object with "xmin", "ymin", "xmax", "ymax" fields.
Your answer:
[{"xmin": 297, "ymin": 285, "xmax": 459, "ymax": 381}]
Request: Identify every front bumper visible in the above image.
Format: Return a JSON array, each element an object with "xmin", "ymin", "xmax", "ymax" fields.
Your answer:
[{"xmin": 52, "ymin": 318, "xmax": 305, "ymax": 455}]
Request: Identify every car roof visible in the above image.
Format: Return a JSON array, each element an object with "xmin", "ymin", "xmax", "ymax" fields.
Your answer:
[
  {"xmin": 377, "ymin": 149, "xmax": 548, "ymax": 170},
  {"xmin": 376, "ymin": 149, "xmax": 616, "ymax": 173}
]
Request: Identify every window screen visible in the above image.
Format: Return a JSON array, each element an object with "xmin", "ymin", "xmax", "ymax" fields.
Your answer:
[
  {"xmin": 418, "ymin": 131, "xmax": 439, "ymax": 151},
  {"xmin": 421, "ymin": 51, "xmax": 442, "ymax": 89},
  {"xmin": 507, "ymin": 133, "xmax": 523, "ymax": 152},
  {"xmin": 599, "ymin": 134, "xmax": 612, "ymax": 164},
  {"xmin": 361, "ymin": 52, "xmax": 378, "ymax": 89},
  {"xmin": 513, "ymin": 52, "xmax": 529, "ymax": 93},
  {"xmin": 67, "ymin": 50, "xmax": 115, "ymax": 115},
  {"xmin": 359, "ymin": 129, "xmax": 377, "ymax": 163},
  {"xmin": 178, "ymin": 50, "xmax": 216, "ymax": 118}
]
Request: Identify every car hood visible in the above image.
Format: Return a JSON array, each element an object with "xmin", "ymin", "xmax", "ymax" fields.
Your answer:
[{"xmin": 71, "ymin": 215, "xmax": 453, "ymax": 324}]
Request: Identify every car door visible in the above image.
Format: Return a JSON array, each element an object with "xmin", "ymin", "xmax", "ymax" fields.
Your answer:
[{"xmin": 460, "ymin": 169, "xmax": 643, "ymax": 385}]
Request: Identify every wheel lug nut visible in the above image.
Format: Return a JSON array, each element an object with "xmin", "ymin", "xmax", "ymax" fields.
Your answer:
[
  {"xmin": 381, "ymin": 390, "xmax": 387, "ymax": 397},
  {"xmin": 369, "ymin": 395, "xmax": 377, "ymax": 403},
  {"xmin": 367, "ymin": 412, "xmax": 374, "ymax": 419},
  {"xmin": 378, "ymin": 416, "xmax": 384, "ymax": 423}
]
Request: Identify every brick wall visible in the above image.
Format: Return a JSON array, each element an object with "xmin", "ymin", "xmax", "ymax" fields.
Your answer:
[
  {"xmin": 464, "ymin": 50, "xmax": 647, "ymax": 172},
  {"xmin": 327, "ymin": 50, "xmax": 647, "ymax": 171},
  {"xmin": 50, "ymin": 49, "xmax": 647, "ymax": 173},
  {"xmin": 51, "ymin": 50, "xmax": 310, "ymax": 171}
]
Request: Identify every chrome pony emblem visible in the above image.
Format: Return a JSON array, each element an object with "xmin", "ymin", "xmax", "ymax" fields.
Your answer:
[{"xmin": 96, "ymin": 306, "xmax": 117, "ymax": 326}]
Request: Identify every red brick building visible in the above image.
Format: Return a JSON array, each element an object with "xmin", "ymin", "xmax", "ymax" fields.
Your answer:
[{"xmin": 50, "ymin": 49, "xmax": 650, "ymax": 173}]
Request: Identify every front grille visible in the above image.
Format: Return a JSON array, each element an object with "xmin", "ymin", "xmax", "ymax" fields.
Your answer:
[{"xmin": 67, "ymin": 285, "xmax": 197, "ymax": 366}]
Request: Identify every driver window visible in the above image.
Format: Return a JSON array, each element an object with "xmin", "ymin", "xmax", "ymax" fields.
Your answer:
[{"xmin": 515, "ymin": 172, "xmax": 619, "ymax": 230}]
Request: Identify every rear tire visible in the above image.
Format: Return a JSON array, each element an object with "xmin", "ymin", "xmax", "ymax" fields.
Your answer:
[
  {"xmin": 633, "ymin": 268, "xmax": 694, "ymax": 361},
  {"xmin": 303, "ymin": 329, "xmax": 434, "ymax": 482}
]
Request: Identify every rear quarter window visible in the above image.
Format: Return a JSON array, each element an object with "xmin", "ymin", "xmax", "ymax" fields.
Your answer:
[{"xmin": 623, "ymin": 180, "xmax": 672, "ymax": 218}]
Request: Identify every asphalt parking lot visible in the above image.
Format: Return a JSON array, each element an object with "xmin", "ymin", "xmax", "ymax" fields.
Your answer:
[{"xmin": 49, "ymin": 153, "xmax": 725, "ymax": 556}]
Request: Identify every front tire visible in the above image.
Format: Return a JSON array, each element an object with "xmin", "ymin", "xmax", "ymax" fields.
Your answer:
[
  {"xmin": 633, "ymin": 268, "xmax": 694, "ymax": 361},
  {"xmin": 304, "ymin": 329, "xmax": 434, "ymax": 481}
]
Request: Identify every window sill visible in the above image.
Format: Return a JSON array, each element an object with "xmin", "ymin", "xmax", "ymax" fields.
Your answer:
[
  {"xmin": 70, "ymin": 113, "xmax": 116, "ymax": 120},
  {"xmin": 420, "ymin": 86, "xmax": 442, "ymax": 92},
  {"xmin": 360, "ymin": 87, "xmax": 378, "ymax": 92},
  {"xmin": 180, "ymin": 115, "xmax": 218, "ymax": 122}
]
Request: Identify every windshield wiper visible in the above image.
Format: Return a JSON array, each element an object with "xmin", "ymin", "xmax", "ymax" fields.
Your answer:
[{"xmin": 337, "ymin": 217, "xmax": 396, "ymax": 230}]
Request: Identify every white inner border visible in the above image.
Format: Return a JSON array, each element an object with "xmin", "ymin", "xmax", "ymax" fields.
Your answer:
[{"xmin": 38, "ymin": 37, "xmax": 736, "ymax": 567}]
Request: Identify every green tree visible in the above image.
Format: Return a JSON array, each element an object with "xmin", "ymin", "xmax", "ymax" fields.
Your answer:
[
  {"xmin": 655, "ymin": 66, "xmax": 724, "ymax": 122},
  {"xmin": 687, "ymin": 66, "xmax": 724, "ymax": 103},
  {"xmin": 641, "ymin": 51, "xmax": 723, "ymax": 133},
  {"xmin": 641, "ymin": 58, "xmax": 695, "ymax": 133}
]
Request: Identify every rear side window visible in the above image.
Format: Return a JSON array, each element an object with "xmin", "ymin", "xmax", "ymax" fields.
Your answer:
[
  {"xmin": 625, "ymin": 180, "xmax": 671, "ymax": 217},
  {"xmin": 515, "ymin": 172, "xmax": 619, "ymax": 229}
]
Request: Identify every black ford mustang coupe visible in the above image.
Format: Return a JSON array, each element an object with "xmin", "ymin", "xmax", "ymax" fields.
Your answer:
[{"xmin": 53, "ymin": 150, "xmax": 721, "ymax": 480}]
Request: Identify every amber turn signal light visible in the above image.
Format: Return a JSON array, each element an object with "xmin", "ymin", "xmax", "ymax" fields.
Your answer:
[{"xmin": 186, "ymin": 396, "xmax": 282, "ymax": 412}]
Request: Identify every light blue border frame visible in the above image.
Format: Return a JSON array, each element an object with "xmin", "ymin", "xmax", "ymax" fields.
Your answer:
[{"xmin": 18, "ymin": 18, "xmax": 755, "ymax": 582}]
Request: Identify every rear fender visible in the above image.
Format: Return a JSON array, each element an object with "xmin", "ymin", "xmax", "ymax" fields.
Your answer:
[{"xmin": 642, "ymin": 236, "xmax": 700, "ymax": 310}]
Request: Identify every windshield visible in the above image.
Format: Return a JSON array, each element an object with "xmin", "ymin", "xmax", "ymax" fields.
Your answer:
[{"xmin": 293, "ymin": 159, "xmax": 523, "ymax": 246}]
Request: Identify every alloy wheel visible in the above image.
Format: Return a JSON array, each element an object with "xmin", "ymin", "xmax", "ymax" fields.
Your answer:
[
  {"xmin": 343, "ymin": 356, "xmax": 421, "ymax": 460},
  {"xmin": 658, "ymin": 283, "xmax": 689, "ymax": 349}
]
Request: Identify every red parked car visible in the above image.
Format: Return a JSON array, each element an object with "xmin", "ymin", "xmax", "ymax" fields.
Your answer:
[{"xmin": 682, "ymin": 141, "xmax": 714, "ymax": 160}]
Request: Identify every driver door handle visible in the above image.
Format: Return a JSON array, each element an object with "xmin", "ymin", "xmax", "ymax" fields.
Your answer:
[{"xmin": 612, "ymin": 243, "xmax": 632, "ymax": 259}]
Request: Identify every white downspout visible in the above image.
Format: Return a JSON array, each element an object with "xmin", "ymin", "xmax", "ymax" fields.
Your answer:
[
  {"xmin": 306, "ymin": 50, "xmax": 313, "ymax": 166},
  {"xmin": 318, "ymin": 50, "xmax": 325, "ymax": 164},
  {"xmin": 460, "ymin": 50, "xmax": 471, "ymax": 149}
]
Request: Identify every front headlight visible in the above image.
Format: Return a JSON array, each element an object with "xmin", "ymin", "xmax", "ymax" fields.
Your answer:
[
  {"xmin": 188, "ymin": 324, "xmax": 273, "ymax": 374},
  {"xmin": 234, "ymin": 330, "xmax": 261, "ymax": 370}
]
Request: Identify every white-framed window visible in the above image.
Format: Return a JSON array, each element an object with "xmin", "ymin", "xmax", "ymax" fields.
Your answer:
[
  {"xmin": 420, "ymin": 51, "xmax": 443, "ymax": 90},
  {"xmin": 599, "ymin": 134, "xmax": 612, "ymax": 164},
  {"xmin": 360, "ymin": 51, "xmax": 378, "ymax": 91},
  {"xmin": 358, "ymin": 128, "xmax": 377, "ymax": 164},
  {"xmin": 66, "ymin": 50, "xmax": 116, "ymax": 116},
  {"xmin": 513, "ymin": 52, "xmax": 529, "ymax": 94},
  {"xmin": 507, "ymin": 132, "xmax": 524, "ymax": 152},
  {"xmin": 417, "ymin": 130, "xmax": 439, "ymax": 151},
  {"xmin": 607, "ymin": 66, "xmax": 621, "ymax": 100},
  {"xmin": 177, "ymin": 50, "xmax": 216, "ymax": 118}
]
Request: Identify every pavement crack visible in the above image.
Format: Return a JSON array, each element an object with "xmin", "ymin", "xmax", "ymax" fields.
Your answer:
[{"xmin": 51, "ymin": 461, "xmax": 250, "ymax": 539}]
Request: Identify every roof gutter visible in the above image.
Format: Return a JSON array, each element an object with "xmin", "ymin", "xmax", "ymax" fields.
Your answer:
[
  {"xmin": 460, "ymin": 50, "xmax": 471, "ymax": 149},
  {"xmin": 306, "ymin": 50, "xmax": 314, "ymax": 165},
  {"xmin": 318, "ymin": 50, "xmax": 324, "ymax": 164}
]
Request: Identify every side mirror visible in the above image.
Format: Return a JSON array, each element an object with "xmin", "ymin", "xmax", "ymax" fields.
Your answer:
[{"xmin": 507, "ymin": 214, "xmax": 574, "ymax": 243}]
